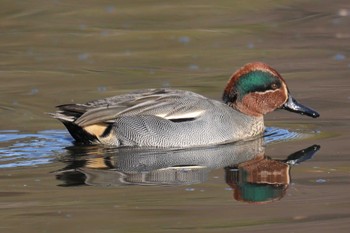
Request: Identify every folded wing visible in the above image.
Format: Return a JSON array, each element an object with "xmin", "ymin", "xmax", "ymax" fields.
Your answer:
[{"xmin": 53, "ymin": 88, "xmax": 209, "ymax": 126}]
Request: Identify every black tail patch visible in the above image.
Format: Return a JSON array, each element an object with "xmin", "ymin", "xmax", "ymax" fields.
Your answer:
[{"xmin": 62, "ymin": 122, "xmax": 98, "ymax": 144}]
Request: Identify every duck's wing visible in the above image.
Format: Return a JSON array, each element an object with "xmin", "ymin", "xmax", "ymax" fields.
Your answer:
[{"xmin": 54, "ymin": 88, "xmax": 211, "ymax": 127}]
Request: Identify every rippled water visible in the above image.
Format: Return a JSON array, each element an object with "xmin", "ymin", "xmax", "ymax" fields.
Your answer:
[
  {"xmin": 0, "ymin": 127, "xmax": 316, "ymax": 169},
  {"xmin": 1, "ymin": 1, "xmax": 350, "ymax": 233},
  {"xmin": 0, "ymin": 130, "xmax": 70, "ymax": 168}
]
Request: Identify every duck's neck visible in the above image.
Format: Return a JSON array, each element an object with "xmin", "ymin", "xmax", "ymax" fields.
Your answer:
[
  {"xmin": 232, "ymin": 101, "xmax": 263, "ymax": 117},
  {"xmin": 223, "ymin": 89, "xmax": 263, "ymax": 118}
]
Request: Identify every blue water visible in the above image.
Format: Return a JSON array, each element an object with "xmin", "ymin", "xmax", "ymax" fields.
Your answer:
[{"xmin": 0, "ymin": 130, "xmax": 72, "ymax": 168}]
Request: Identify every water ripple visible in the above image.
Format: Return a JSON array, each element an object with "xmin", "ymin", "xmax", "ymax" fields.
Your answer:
[
  {"xmin": 0, "ymin": 130, "xmax": 72, "ymax": 168},
  {"xmin": 264, "ymin": 127, "xmax": 307, "ymax": 144},
  {"xmin": 0, "ymin": 127, "xmax": 316, "ymax": 169}
]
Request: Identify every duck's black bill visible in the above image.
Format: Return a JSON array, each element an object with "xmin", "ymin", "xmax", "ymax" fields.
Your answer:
[{"xmin": 282, "ymin": 95, "xmax": 320, "ymax": 118}]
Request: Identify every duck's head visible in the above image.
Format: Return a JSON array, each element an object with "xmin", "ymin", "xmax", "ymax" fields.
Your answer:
[{"xmin": 223, "ymin": 62, "xmax": 319, "ymax": 118}]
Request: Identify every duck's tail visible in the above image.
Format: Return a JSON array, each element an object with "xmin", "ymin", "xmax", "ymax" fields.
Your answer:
[{"xmin": 51, "ymin": 104, "xmax": 100, "ymax": 144}]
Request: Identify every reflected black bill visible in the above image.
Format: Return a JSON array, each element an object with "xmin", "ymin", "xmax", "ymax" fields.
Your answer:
[
  {"xmin": 282, "ymin": 95, "xmax": 320, "ymax": 118},
  {"xmin": 284, "ymin": 144, "xmax": 321, "ymax": 164}
]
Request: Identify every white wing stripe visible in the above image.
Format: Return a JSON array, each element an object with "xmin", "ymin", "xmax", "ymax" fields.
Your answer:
[{"xmin": 156, "ymin": 110, "xmax": 205, "ymax": 119}]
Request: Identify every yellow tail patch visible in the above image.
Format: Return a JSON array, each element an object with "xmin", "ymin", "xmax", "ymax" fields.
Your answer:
[{"xmin": 83, "ymin": 123, "xmax": 108, "ymax": 137}]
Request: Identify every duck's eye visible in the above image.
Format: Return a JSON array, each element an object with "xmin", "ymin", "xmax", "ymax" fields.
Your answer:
[{"xmin": 271, "ymin": 83, "xmax": 278, "ymax": 90}]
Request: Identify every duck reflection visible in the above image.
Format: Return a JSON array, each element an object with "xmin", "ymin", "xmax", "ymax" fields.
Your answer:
[
  {"xmin": 225, "ymin": 144, "xmax": 319, "ymax": 203},
  {"xmin": 55, "ymin": 139, "xmax": 320, "ymax": 203}
]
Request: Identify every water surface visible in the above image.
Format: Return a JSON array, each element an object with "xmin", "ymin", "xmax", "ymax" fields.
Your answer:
[{"xmin": 1, "ymin": 1, "xmax": 350, "ymax": 233}]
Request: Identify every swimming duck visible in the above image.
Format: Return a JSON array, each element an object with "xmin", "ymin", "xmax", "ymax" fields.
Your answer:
[{"xmin": 52, "ymin": 62, "xmax": 319, "ymax": 147}]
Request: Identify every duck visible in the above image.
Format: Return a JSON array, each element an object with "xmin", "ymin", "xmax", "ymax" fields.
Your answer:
[{"xmin": 52, "ymin": 62, "xmax": 319, "ymax": 148}]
